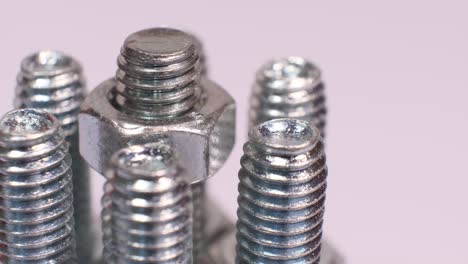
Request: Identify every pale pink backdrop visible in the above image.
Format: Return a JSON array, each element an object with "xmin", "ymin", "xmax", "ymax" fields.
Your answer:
[{"xmin": 0, "ymin": 1, "xmax": 467, "ymax": 263}]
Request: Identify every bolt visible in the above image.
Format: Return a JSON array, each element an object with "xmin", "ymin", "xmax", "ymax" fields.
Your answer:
[
  {"xmin": 101, "ymin": 142, "xmax": 193, "ymax": 263},
  {"xmin": 250, "ymin": 56, "xmax": 326, "ymax": 137},
  {"xmin": 0, "ymin": 109, "xmax": 76, "ymax": 263},
  {"xmin": 79, "ymin": 27, "xmax": 236, "ymax": 261},
  {"xmin": 248, "ymin": 57, "xmax": 344, "ymax": 263},
  {"xmin": 236, "ymin": 118, "xmax": 327, "ymax": 263},
  {"xmin": 15, "ymin": 50, "xmax": 94, "ymax": 261}
]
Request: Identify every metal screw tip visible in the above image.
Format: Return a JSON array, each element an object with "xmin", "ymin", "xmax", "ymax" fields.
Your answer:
[
  {"xmin": 249, "ymin": 118, "xmax": 320, "ymax": 154},
  {"xmin": 259, "ymin": 56, "xmax": 322, "ymax": 91},
  {"xmin": 110, "ymin": 142, "xmax": 177, "ymax": 179},
  {"xmin": 21, "ymin": 50, "xmax": 79, "ymax": 77},
  {"xmin": 0, "ymin": 109, "xmax": 59, "ymax": 144},
  {"xmin": 123, "ymin": 27, "xmax": 196, "ymax": 65}
]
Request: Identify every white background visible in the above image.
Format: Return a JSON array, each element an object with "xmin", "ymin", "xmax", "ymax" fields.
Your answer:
[{"xmin": 0, "ymin": 1, "xmax": 467, "ymax": 263}]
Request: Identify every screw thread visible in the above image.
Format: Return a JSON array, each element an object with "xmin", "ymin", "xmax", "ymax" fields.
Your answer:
[
  {"xmin": 102, "ymin": 142, "xmax": 193, "ymax": 263},
  {"xmin": 15, "ymin": 50, "xmax": 85, "ymax": 137},
  {"xmin": 191, "ymin": 181, "xmax": 206, "ymax": 260},
  {"xmin": 236, "ymin": 119, "xmax": 327, "ymax": 263},
  {"xmin": 0, "ymin": 109, "xmax": 76, "ymax": 263},
  {"xmin": 15, "ymin": 50, "xmax": 93, "ymax": 261},
  {"xmin": 250, "ymin": 57, "xmax": 327, "ymax": 137},
  {"xmin": 111, "ymin": 28, "xmax": 202, "ymax": 119}
]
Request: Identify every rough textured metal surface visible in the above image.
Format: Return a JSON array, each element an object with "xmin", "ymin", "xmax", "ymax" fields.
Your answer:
[
  {"xmin": 0, "ymin": 109, "xmax": 76, "ymax": 263},
  {"xmin": 102, "ymin": 142, "xmax": 193, "ymax": 263},
  {"xmin": 250, "ymin": 57, "xmax": 327, "ymax": 136},
  {"xmin": 236, "ymin": 119, "xmax": 327, "ymax": 263},
  {"xmin": 14, "ymin": 50, "xmax": 94, "ymax": 262}
]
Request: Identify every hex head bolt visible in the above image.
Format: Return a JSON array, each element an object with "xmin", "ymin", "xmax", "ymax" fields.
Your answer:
[
  {"xmin": 14, "ymin": 50, "xmax": 94, "ymax": 261},
  {"xmin": 79, "ymin": 27, "xmax": 236, "ymax": 261},
  {"xmin": 0, "ymin": 109, "xmax": 76, "ymax": 263},
  {"xmin": 236, "ymin": 119, "xmax": 327, "ymax": 263},
  {"xmin": 101, "ymin": 142, "xmax": 193, "ymax": 263},
  {"xmin": 250, "ymin": 57, "xmax": 326, "ymax": 136},
  {"xmin": 80, "ymin": 27, "xmax": 236, "ymax": 179}
]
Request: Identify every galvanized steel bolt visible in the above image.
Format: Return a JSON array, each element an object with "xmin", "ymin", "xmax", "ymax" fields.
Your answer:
[
  {"xmin": 80, "ymin": 27, "xmax": 236, "ymax": 182},
  {"xmin": 113, "ymin": 31, "xmax": 206, "ymax": 258},
  {"xmin": 79, "ymin": 27, "xmax": 236, "ymax": 262},
  {"xmin": 14, "ymin": 50, "xmax": 94, "ymax": 261},
  {"xmin": 246, "ymin": 57, "xmax": 344, "ymax": 263},
  {"xmin": 102, "ymin": 142, "xmax": 193, "ymax": 263},
  {"xmin": 250, "ymin": 57, "xmax": 327, "ymax": 136},
  {"xmin": 0, "ymin": 109, "xmax": 76, "ymax": 263},
  {"xmin": 236, "ymin": 118, "xmax": 327, "ymax": 263}
]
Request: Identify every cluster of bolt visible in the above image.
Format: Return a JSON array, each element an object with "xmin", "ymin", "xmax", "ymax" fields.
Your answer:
[{"xmin": 0, "ymin": 27, "xmax": 343, "ymax": 263}]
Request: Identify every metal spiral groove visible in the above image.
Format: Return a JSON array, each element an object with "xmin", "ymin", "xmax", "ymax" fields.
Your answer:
[
  {"xmin": 236, "ymin": 118, "xmax": 327, "ymax": 263},
  {"xmin": 0, "ymin": 109, "xmax": 76, "ymax": 263},
  {"xmin": 102, "ymin": 142, "xmax": 193, "ymax": 263},
  {"xmin": 111, "ymin": 27, "xmax": 202, "ymax": 119},
  {"xmin": 15, "ymin": 50, "xmax": 85, "ymax": 137},
  {"xmin": 14, "ymin": 50, "xmax": 93, "ymax": 261},
  {"xmin": 191, "ymin": 181, "xmax": 206, "ymax": 260},
  {"xmin": 249, "ymin": 57, "xmax": 327, "ymax": 137}
]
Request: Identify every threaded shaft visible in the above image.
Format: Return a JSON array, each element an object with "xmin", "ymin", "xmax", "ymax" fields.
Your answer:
[
  {"xmin": 15, "ymin": 50, "xmax": 93, "ymax": 261},
  {"xmin": 111, "ymin": 27, "xmax": 202, "ymax": 119},
  {"xmin": 250, "ymin": 57, "xmax": 327, "ymax": 137},
  {"xmin": 236, "ymin": 118, "xmax": 327, "ymax": 263},
  {"xmin": 102, "ymin": 142, "xmax": 193, "ymax": 263},
  {"xmin": 15, "ymin": 50, "xmax": 85, "ymax": 137},
  {"xmin": 191, "ymin": 181, "xmax": 206, "ymax": 260},
  {"xmin": 0, "ymin": 109, "xmax": 76, "ymax": 263}
]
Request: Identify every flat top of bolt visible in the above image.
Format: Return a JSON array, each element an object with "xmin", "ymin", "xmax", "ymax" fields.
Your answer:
[
  {"xmin": 249, "ymin": 118, "xmax": 319, "ymax": 153},
  {"xmin": 0, "ymin": 109, "xmax": 59, "ymax": 145},
  {"xmin": 21, "ymin": 50, "xmax": 79, "ymax": 77},
  {"xmin": 122, "ymin": 28, "xmax": 195, "ymax": 65},
  {"xmin": 258, "ymin": 56, "xmax": 321, "ymax": 91},
  {"xmin": 111, "ymin": 142, "xmax": 177, "ymax": 179}
]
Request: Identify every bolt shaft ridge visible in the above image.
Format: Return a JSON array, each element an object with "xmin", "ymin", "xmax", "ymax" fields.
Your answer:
[
  {"xmin": 112, "ymin": 28, "xmax": 202, "ymax": 119},
  {"xmin": 190, "ymin": 181, "xmax": 206, "ymax": 260},
  {"xmin": 250, "ymin": 57, "xmax": 327, "ymax": 136},
  {"xmin": 15, "ymin": 50, "xmax": 85, "ymax": 137},
  {"xmin": 14, "ymin": 50, "xmax": 93, "ymax": 261},
  {"xmin": 236, "ymin": 119, "xmax": 327, "ymax": 263},
  {"xmin": 102, "ymin": 142, "xmax": 193, "ymax": 263},
  {"xmin": 0, "ymin": 109, "xmax": 76, "ymax": 263}
]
